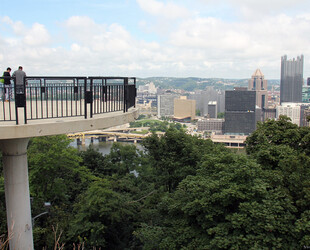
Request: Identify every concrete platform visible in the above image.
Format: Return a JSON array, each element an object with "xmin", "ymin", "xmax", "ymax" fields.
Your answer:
[{"xmin": 0, "ymin": 108, "xmax": 138, "ymax": 140}]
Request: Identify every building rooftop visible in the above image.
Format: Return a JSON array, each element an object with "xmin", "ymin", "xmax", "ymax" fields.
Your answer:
[{"xmin": 252, "ymin": 68, "xmax": 264, "ymax": 77}]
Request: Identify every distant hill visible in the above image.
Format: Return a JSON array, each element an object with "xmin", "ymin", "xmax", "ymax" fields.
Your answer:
[{"xmin": 137, "ymin": 77, "xmax": 280, "ymax": 91}]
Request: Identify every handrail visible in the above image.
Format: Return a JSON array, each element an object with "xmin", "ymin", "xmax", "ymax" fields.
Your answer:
[{"xmin": 0, "ymin": 76, "xmax": 136, "ymax": 124}]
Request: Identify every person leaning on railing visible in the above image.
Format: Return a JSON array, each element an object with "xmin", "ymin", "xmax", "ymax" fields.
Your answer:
[
  {"xmin": 12, "ymin": 66, "xmax": 27, "ymax": 94},
  {"xmin": 2, "ymin": 67, "xmax": 12, "ymax": 101}
]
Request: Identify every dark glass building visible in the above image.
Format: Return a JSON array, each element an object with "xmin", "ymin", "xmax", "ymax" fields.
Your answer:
[
  {"xmin": 280, "ymin": 55, "xmax": 304, "ymax": 103},
  {"xmin": 224, "ymin": 89, "xmax": 257, "ymax": 135},
  {"xmin": 207, "ymin": 101, "xmax": 217, "ymax": 118}
]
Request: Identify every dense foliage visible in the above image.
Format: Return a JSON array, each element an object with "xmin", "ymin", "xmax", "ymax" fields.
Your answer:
[{"xmin": 0, "ymin": 116, "xmax": 310, "ymax": 249}]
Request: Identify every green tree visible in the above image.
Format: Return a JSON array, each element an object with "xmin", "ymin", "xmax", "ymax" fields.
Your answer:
[
  {"xmin": 27, "ymin": 135, "xmax": 93, "ymax": 248},
  {"xmin": 78, "ymin": 145, "xmax": 106, "ymax": 177},
  {"xmin": 136, "ymin": 152, "xmax": 298, "ymax": 249},
  {"xmin": 142, "ymin": 128, "xmax": 224, "ymax": 192},
  {"xmin": 245, "ymin": 116, "xmax": 303, "ymax": 155},
  {"xmin": 104, "ymin": 142, "xmax": 144, "ymax": 176},
  {"xmin": 68, "ymin": 179, "xmax": 129, "ymax": 248},
  {"xmin": 245, "ymin": 115, "xmax": 310, "ymax": 247},
  {"xmin": 217, "ymin": 112, "xmax": 225, "ymax": 118}
]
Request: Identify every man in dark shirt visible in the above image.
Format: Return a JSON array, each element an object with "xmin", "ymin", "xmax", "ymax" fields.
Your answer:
[{"xmin": 3, "ymin": 67, "xmax": 11, "ymax": 101}]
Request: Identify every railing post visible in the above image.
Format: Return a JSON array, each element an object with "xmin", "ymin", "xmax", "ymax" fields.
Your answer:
[
  {"xmin": 134, "ymin": 78, "xmax": 136, "ymax": 108},
  {"xmin": 14, "ymin": 79, "xmax": 18, "ymax": 125},
  {"xmin": 90, "ymin": 78, "xmax": 93, "ymax": 118},
  {"xmin": 23, "ymin": 76, "xmax": 27, "ymax": 124},
  {"xmin": 84, "ymin": 78, "xmax": 87, "ymax": 119},
  {"xmin": 123, "ymin": 77, "xmax": 128, "ymax": 113},
  {"xmin": 84, "ymin": 77, "xmax": 93, "ymax": 118}
]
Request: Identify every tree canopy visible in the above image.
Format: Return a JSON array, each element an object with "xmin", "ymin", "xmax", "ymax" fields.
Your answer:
[{"xmin": 1, "ymin": 117, "xmax": 310, "ymax": 248}]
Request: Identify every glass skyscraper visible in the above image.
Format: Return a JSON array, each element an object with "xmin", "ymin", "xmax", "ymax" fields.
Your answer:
[{"xmin": 280, "ymin": 55, "xmax": 304, "ymax": 104}]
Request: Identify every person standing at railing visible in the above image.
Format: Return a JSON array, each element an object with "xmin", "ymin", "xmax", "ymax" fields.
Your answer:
[
  {"xmin": 12, "ymin": 66, "xmax": 27, "ymax": 94},
  {"xmin": 2, "ymin": 67, "xmax": 12, "ymax": 101}
]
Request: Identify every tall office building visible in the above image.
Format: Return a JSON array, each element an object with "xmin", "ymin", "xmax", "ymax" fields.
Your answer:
[
  {"xmin": 248, "ymin": 69, "xmax": 268, "ymax": 109},
  {"xmin": 277, "ymin": 102, "xmax": 310, "ymax": 126},
  {"xmin": 224, "ymin": 89, "xmax": 258, "ymax": 135},
  {"xmin": 280, "ymin": 55, "xmax": 304, "ymax": 103},
  {"xmin": 302, "ymin": 77, "xmax": 310, "ymax": 103},
  {"xmin": 188, "ymin": 87, "xmax": 225, "ymax": 116},
  {"xmin": 174, "ymin": 96, "xmax": 196, "ymax": 120},
  {"xmin": 208, "ymin": 101, "xmax": 217, "ymax": 118},
  {"xmin": 157, "ymin": 94, "xmax": 179, "ymax": 118}
]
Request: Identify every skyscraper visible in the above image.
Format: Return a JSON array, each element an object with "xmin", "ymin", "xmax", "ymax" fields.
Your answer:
[
  {"xmin": 208, "ymin": 101, "xmax": 217, "ymax": 118},
  {"xmin": 224, "ymin": 89, "xmax": 258, "ymax": 135},
  {"xmin": 157, "ymin": 94, "xmax": 179, "ymax": 118},
  {"xmin": 248, "ymin": 69, "xmax": 268, "ymax": 109},
  {"xmin": 280, "ymin": 55, "xmax": 304, "ymax": 103}
]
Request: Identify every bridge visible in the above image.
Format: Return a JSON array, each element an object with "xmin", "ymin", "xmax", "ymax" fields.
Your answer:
[{"xmin": 0, "ymin": 76, "xmax": 138, "ymax": 249}]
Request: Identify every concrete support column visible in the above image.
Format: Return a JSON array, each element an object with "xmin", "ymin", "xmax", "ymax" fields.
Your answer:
[{"xmin": 0, "ymin": 138, "xmax": 33, "ymax": 250}]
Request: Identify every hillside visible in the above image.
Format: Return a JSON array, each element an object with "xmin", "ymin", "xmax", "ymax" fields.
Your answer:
[{"xmin": 137, "ymin": 77, "xmax": 280, "ymax": 91}]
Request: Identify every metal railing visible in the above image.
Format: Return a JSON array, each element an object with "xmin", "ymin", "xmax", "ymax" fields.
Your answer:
[{"xmin": 0, "ymin": 76, "xmax": 136, "ymax": 124}]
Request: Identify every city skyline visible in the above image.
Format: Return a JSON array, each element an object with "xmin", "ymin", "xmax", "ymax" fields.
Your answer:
[{"xmin": 0, "ymin": 0, "xmax": 310, "ymax": 79}]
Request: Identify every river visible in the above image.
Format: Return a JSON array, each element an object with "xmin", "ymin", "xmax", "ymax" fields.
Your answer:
[{"xmin": 70, "ymin": 138, "xmax": 143, "ymax": 155}]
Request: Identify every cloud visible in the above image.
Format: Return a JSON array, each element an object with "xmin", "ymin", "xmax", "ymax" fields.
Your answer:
[
  {"xmin": 1, "ymin": 17, "xmax": 50, "ymax": 46},
  {"xmin": 1, "ymin": 0, "xmax": 310, "ymax": 79},
  {"xmin": 24, "ymin": 23, "xmax": 50, "ymax": 46},
  {"xmin": 229, "ymin": 0, "xmax": 308, "ymax": 11},
  {"xmin": 137, "ymin": 0, "xmax": 191, "ymax": 20},
  {"xmin": 2, "ymin": 16, "xmax": 26, "ymax": 36},
  {"xmin": 198, "ymin": 0, "xmax": 310, "ymax": 14}
]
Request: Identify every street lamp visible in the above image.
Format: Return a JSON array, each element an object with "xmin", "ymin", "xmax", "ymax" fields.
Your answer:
[{"xmin": 32, "ymin": 202, "xmax": 51, "ymax": 226}]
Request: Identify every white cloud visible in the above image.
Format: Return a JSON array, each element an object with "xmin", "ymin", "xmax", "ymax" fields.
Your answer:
[
  {"xmin": 164, "ymin": 10, "xmax": 310, "ymax": 78},
  {"xmin": 24, "ymin": 23, "xmax": 50, "ymax": 46},
  {"xmin": 137, "ymin": 0, "xmax": 191, "ymax": 19},
  {"xmin": 2, "ymin": 16, "xmax": 25, "ymax": 36},
  {"xmin": 229, "ymin": 0, "xmax": 308, "ymax": 11},
  {"xmin": 1, "ymin": 0, "xmax": 310, "ymax": 79},
  {"xmin": 198, "ymin": 0, "xmax": 310, "ymax": 14}
]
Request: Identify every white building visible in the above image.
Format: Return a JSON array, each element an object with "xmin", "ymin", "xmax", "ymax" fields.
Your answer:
[
  {"xmin": 138, "ymin": 82, "xmax": 157, "ymax": 94},
  {"xmin": 276, "ymin": 102, "xmax": 310, "ymax": 126},
  {"xmin": 157, "ymin": 94, "xmax": 179, "ymax": 118}
]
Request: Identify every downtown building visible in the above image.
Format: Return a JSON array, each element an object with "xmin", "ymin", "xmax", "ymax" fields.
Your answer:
[
  {"xmin": 248, "ymin": 68, "xmax": 277, "ymax": 121},
  {"xmin": 302, "ymin": 77, "xmax": 310, "ymax": 103},
  {"xmin": 280, "ymin": 55, "xmax": 304, "ymax": 104},
  {"xmin": 224, "ymin": 88, "xmax": 260, "ymax": 135},
  {"xmin": 188, "ymin": 87, "xmax": 225, "ymax": 116},
  {"xmin": 248, "ymin": 69, "xmax": 268, "ymax": 109},
  {"xmin": 207, "ymin": 101, "xmax": 217, "ymax": 118},
  {"xmin": 276, "ymin": 102, "xmax": 310, "ymax": 126},
  {"xmin": 157, "ymin": 94, "xmax": 179, "ymax": 118},
  {"xmin": 174, "ymin": 96, "xmax": 196, "ymax": 121},
  {"xmin": 197, "ymin": 118, "xmax": 224, "ymax": 134}
]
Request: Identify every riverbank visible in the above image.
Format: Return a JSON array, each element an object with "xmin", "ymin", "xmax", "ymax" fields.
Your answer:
[{"xmin": 70, "ymin": 138, "xmax": 143, "ymax": 155}]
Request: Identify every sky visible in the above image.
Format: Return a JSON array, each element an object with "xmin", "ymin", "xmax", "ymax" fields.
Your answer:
[{"xmin": 0, "ymin": 0, "xmax": 310, "ymax": 79}]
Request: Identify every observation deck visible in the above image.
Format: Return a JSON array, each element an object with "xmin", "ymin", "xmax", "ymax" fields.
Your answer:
[
  {"xmin": 0, "ymin": 76, "xmax": 138, "ymax": 138},
  {"xmin": 0, "ymin": 76, "xmax": 138, "ymax": 249}
]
